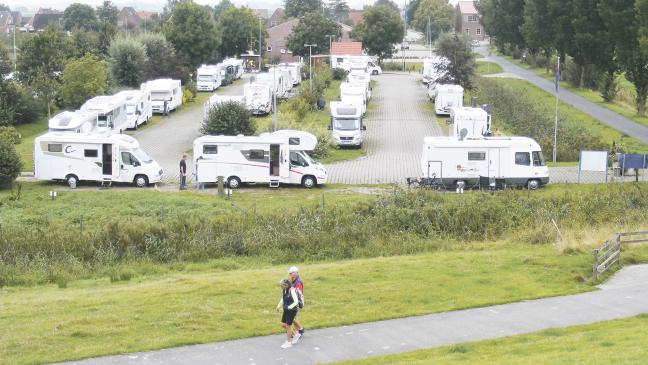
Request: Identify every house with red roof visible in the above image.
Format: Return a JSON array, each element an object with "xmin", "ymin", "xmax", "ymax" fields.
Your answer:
[{"xmin": 455, "ymin": 1, "xmax": 484, "ymax": 41}]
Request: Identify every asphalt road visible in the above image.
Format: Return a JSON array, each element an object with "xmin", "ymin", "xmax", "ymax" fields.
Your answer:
[
  {"xmin": 475, "ymin": 45, "xmax": 648, "ymax": 145},
  {"xmin": 58, "ymin": 264, "xmax": 648, "ymax": 365}
]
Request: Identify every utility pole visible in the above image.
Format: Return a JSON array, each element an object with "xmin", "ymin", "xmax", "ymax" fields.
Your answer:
[
  {"xmin": 13, "ymin": 25, "xmax": 17, "ymax": 72},
  {"xmin": 553, "ymin": 56, "xmax": 560, "ymax": 163},
  {"xmin": 273, "ymin": 65, "xmax": 277, "ymax": 131},
  {"xmin": 258, "ymin": 18, "xmax": 262, "ymax": 72},
  {"xmin": 325, "ymin": 35, "xmax": 334, "ymax": 69},
  {"xmin": 304, "ymin": 44, "xmax": 317, "ymax": 91}
]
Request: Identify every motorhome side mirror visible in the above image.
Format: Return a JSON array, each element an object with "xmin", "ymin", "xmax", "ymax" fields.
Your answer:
[
  {"xmin": 446, "ymin": 118, "xmax": 452, "ymax": 125},
  {"xmin": 362, "ymin": 125, "xmax": 367, "ymax": 131},
  {"xmin": 133, "ymin": 161, "xmax": 140, "ymax": 167},
  {"xmin": 327, "ymin": 125, "xmax": 332, "ymax": 130}
]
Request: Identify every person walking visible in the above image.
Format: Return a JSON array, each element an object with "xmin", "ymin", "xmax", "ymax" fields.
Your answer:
[
  {"xmin": 179, "ymin": 154, "xmax": 188, "ymax": 190},
  {"xmin": 288, "ymin": 266, "xmax": 305, "ymax": 337},
  {"xmin": 276, "ymin": 278, "xmax": 300, "ymax": 348},
  {"xmin": 163, "ymin": 99, "xmax": 169, "ymax": 117}
]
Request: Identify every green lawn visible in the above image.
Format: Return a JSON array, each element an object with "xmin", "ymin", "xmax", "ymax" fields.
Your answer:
[
  {"xmin": 476, "ymin": 61, "xmax": 503, "ymax": 75},
  {"xmin": 0, "ymin": 243, "xmax": 595, "ymax": 365},
  {"xmin": 335, "ymin": 315, "xmax": 648, "ymax": 365},
  {"xmin": 485, "ymin": 78, "xmax": 648, "ymax": 155},
  {"xmin": 14, "ymin": 116, "xmax": 49, "ymax": 172},
  {"xmin": 493, "ymin": 49, "xmax": 648, "ymax": 129}
]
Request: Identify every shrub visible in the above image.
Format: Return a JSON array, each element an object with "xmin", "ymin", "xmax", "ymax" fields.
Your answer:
[
  {"xmin": 310, "ymin": 132, "xmax": 332, "ymax": 159},
  {"xmin": 0, "ymin": 81, "xmax": 43, "ymax": 125},
  {"xmin": 184, "ymin": 79, "xmax": 197, "ymax": 101},
  {"xmin": 59, "ymin": 54, "xmax": 108, "ymax": 109},
  {"xmin": 108, "ymin": 37, "xmax": 148, "ymax": 87},
  {"xmin": 0, "ymin": 136, "xmax": 21, "ymax": 188},
  {"xmin": 0, "ymin": 126, "xmax": 21, "ymax": 144},
  {"xmin": 201, "ymin": 101, "xmax": 255, "ymax": 135},
  {"xmin": 332, "ymin": 67, "xmax": 347, "ymax": 80}
]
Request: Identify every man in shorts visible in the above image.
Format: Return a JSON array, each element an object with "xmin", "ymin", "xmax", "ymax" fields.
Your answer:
[{"xmin": 276, "ymin": 279, "xmax": 300, "ymax": 348}]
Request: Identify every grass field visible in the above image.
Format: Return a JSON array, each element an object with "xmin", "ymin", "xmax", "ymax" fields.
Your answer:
[
  {"xmin": 494, "ymin": 50, "xmax": 648, "ymax": 129},
  {"xmin": 0, "ymin": 243, "xmax": 596, "ymax": 365},
  {"xmin": 336, "ymin": 315, "xmax": 648, "ymax": 365},
  {"xmin": 476, "ymin": 61, "xmax": 503, "ymax": 75},
  {"xmin": 482, "ymin": 78, "xmax": 648, "ymax": 155}
]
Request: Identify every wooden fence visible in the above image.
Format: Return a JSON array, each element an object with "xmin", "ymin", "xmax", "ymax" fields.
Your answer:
[{"xmin": 592, "ymin": 231, "xmax": 648, "ymax": 279}]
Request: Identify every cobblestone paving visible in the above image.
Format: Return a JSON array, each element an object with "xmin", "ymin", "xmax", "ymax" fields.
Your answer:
[
  {"xmin": 131, "ymin": 77, "xmax": 247, "ymax": 184},
  {"xmin": 326, "ymin": 73, "xmax": 444, "ymax": 184}
]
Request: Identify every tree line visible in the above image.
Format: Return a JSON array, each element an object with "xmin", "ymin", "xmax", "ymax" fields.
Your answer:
[{"xmin": 480, "ymin": 0, "xmax": 648, "ymax": 116}]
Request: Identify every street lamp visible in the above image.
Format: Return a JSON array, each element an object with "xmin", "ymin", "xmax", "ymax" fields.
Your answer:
[
  {"xmin": 304, "ymin": 43, "xmax": 317, "ymax": 91},
  {"xmin": 325, "ymin": 35, "xmax": 334, "ymax": 69}
]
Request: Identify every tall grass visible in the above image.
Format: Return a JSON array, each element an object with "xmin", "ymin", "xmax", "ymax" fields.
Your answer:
[{"xmin": 2, "ymin": 184, "xmax": 648, "ymax": 286}]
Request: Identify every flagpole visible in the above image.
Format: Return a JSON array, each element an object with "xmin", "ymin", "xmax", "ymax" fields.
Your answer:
[{"xmin": 553, "ymin": 56, "xmax": 560, "ymax": 163}]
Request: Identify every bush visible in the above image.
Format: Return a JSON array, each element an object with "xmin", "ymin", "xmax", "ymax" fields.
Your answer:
[
  {"xmin": 0, "ymin": 126, "xmax": 21, "ymax": 144},
  {"xmin": 184, "ymin": 79, "xmax": 197, "ymax": 101},
  {"xmin": 201, "ymin": 101, "xmax": 254, "ymax": 135},
  {"xmin": 332, "ymin": 67, "xmax": 347, "ymax": 80},
  {"xmin": 0, "ymin": 81, "xmax": 43, "ymax": 126},
  {"xmin": 0, "ymin": 136, "xmax": 21, "ymax": 188}
]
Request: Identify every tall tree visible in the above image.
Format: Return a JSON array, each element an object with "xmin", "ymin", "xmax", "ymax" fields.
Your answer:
[
  {"xmin": 71, "ymin": 30, "xmax": 101, "ymax": 58},
  {"xmin": 600, "ymin": 0, "xmax": 648, "ymax": 115},
  {"xmin": 375, "ymin": 0, "xmax": 399, "ymax": 12},
  {"xmin": 479, "ymin": 0, "xmax": 525, "ymax": 51},
  {"xmin": 405, "ymin": 0, "xmax": 420, "ymax": 24},
  {"xmin": 521, "ymin": 0, "xmax": 553, "ymax": 58},
  {"xmin": 59, "ymin": 55, "xmax": 107, "ymax": 109},
  {"xmin": 327, "ymin": 0, "xmax": 350, "ymax": 23},
  {"xmin": 285, "ymin": 0, "xmax": 323, "ymax": 18},
  {"xmin": 286, "ymin": 12, "xmax": 341, "ymax": 57},
  {"xmin": 547, "ymin": 0, "xmax": 574, "ymax": 62},
  {"xmin": 108, "ymin": 37, "xmax": 148, "ymax": 87},
  {"xmin": 570, "ymin": 0, "xmax": 615, "ymax": 91},
  {"xmin": 435, "ymin": 33, "xmax": 476, "ymax": 90},
  {"xmin": 0, "ymin": 42, "xmax": 11, "ymax": 76},
  {"xmin": 412, "ymin": 0, "xmax": 453, "ymax": 42},
  {"xmin": 96, "ymin": 0, "xmax": 119, "ymax": 25},
  {"xmin": 639, "ymin": 0, "xmax": 648, "ymax": 54},
  {"xmin": 163, "ymin": 1, "xmax": 221, "ymax": 68},
  {"xmin": 17, "ymin": 25, "xmax": 71, "ymax": 86},
  {"xmin": 137, "ymin": 33, "xmax": 189, "ymax": 82},
  {"xmin": 62, "ymin": 3, "xmax": 98, "ymax": 31},
  {"xmin": 218, "ymin": 6, "xmax": 265, "ymax": 58},
  {"xmin": 351, "ymin": 5, "xmax": 404, "ymax": 61},
  {"xmin": 213, "ymin": 0, "xmax": 234, "ymax": 20}
]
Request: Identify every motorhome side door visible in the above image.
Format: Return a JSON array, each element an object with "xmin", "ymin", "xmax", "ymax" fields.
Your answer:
[
  {"xmin": 488, "ymin": 148, "xmax": 501, "ymax": 177},
  {"xmin": 428, "ymin": 161, "xmax": 442, "ymax": 179},
  {"xmin": 279, "ymin": 144, "xmax": 290, "ymax": 178},
  {"xmin": 101, "ymin": 144, "xmax": 119, "ymax": 177}
]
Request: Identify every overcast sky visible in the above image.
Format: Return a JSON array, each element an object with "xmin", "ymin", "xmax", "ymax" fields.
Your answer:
[{"xmin": 8, "ymin": 0, "xmax": 460, "ymax": 14}]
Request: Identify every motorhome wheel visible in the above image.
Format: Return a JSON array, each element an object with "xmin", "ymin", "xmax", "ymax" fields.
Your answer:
[
  {"xmin": 527, "ymin": 179, "xmax": 540, "ymax": 190},
  {"xmin": 66, "ymin": 174, "xmax": 78, "ymax": 189},
  {"xmin": 302, "ymin": 176, "xmax": 316, "ymax": 188},
  {"xmin": 134, "ymin": 175, "xmax": 148, "ymax": 188},
  {"xmin": 228, "ymin": 176, "xmax": 241, "ymax": 189},
  {"xmin": 372, "ymin": 70, "xmax": 378, "ymax": 75}
]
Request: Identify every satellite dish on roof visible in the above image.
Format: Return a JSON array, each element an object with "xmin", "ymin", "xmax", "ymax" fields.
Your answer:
[{"xmin": 459, "ymin": 128, "xmax": 468, "ymax": 141}]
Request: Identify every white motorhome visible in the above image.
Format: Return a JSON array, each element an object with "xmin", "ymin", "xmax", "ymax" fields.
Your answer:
[
  {"xmin": 434, "ymin": 84, "xmax": 464, "ymax": 115},
  {"xmin": 332, "ymin": 55, "xmax": 382, "ymax": 75},
  {"xmin": 267, "ymin": 68, "xmax": 294, "ymax": 98},
  {"xmin": 80, "ymin": 95, "xmax": 128, "ymax": 133},
  {"xmin": 420, "ymin": 136, "xmax": 549, "ymax": 189},
  {"xmin": 115, "ymin": 88, "xmax": 152, "ymax": 129},
  {"xmin": 203, "ymin": 94, "xmax": 246, "ymax": 119},
  {"xmin": 279, "ymin": 63, "xmax": 302, "ymax": 85},
  {"xmin": 254, "ymin": 72, "xmax": 289, "ymax": 98},
  {"xmin": 329, "ymin": 101, "xmax": 366, "ymax": 147},
  {"xmin": 340, "ymin": 82, "xmax": 367, "ymax": 115},
  {"xmin": 193, "ymin": 134, "xmax": 327, "ymax": 188},
  {"xmin": 34, "ymin": 132, "xmax": 163, "ymax": 188},
  {"xmin": 48, "ymin": 110, "xmax": 97, "ymax": 133},
  {"xmin": 244, "ymin": 82, "xmax": 272, "ymax": 115},
  {"xmin": 223, "ymin": 58, "xmax": 244, "ymax": 79},
  {"xmin": 347, "ymin": 71, "xmax": 372, "ymax": 100},
  {"xmin": 145, "ymin": 79, "xmax": 182, "ymax": 114},
  {"xmin": 449, "ymin": 107, "xmax": 491, "ymax": 138},
  {"xmin": 196, "ymin": 64, "xmax": 223, "ymax": 91}
]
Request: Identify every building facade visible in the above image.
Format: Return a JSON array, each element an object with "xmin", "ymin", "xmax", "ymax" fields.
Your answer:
[{"xmin": 455, "ymin": 1, "xmax": 484, "ymax": 41}]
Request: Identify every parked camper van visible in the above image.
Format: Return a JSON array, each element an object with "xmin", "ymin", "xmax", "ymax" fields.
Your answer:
[
  {"xmin": 278, "ymin": 63, "xmax": 302, "ymax": 85},
  {"xmin": 244, "ymin": 82, "xmax": 272, "ymax": 115},
  {"xmin": 80, "ymin": 95, "xmax": 128, "ymax": 133},
  {"xmin": 115, "ymin": 88, "xmax": 152, "ymax": 129},
  {"xmin": 223, "ymin": 58, "xmax": 244, "ymax": 79},
  {"xmin": 48, "ymin": 110, "xmax": 97, "ymax": 133},
  {"xmin": 449, "ymin": 107, "xmax": 490, "ymax": 138},
  {"xmin": 434, "ymin": 84, "xmax": 464, "ymax": 115},
  {"xmin": 193, "ymin": 134, "xmax": 327, "ymax": 188},
  {"xmin": 267, "ymin": 68, "xmax": 294, "ymax": 98},
  {"xmin": 34, "ymin": 132, "xmax": 163, "ymax": 188},
  {"xmin": 145, "ymin": 79, "xmax": 182, "ymax": 114},
  {"xmin": 340, "ymin": 82, "xmax": 367, "ymax": 114},
  {"xmin": 203, "ymin": 94, "xmax": 246, "ymax": 119},
  {"xmin": 332, "ymin": 55, "xmax": 382, "ymax": 75},
  {"xmin": 420, "ymin": 136, "xmax": 549, "ymax": 190},
  {"xmin": 329, "ymin": 101, "xmax": 366, "ymax": 147},
  {"xmin": 422, "ymin": 57, "xmax": 449, "ymax": 85},
  {"xmin": 347, "ymin": 71, "xmax": 372, "ymax": 100},
  {"xmin": 254, "ymin": 72, "xmax": 288, "ymax": 98},
  {"xmin": 196, "ymin": 64, "xmax": 223, "ymax": 91}
]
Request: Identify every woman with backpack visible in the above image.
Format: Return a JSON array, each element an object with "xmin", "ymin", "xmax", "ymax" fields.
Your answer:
[
  {"xmin": 276, "ymin": 278, "xmax": 301, "ymax": 348},
  {"xmin": 288, "ymin": 266, "xmax": 305, "ymax": 337}
]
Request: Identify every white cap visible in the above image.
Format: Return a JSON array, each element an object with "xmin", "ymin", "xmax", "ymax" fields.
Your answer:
[{"xmin": 288, "ymin": 266, "xmax": 299, "ymax": 274}]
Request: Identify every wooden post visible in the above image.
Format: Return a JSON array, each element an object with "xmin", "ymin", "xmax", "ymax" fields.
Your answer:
[
  {"xmin": 321, "ymin": 192, "xmax": 325, "ymax": 210},
  {"xmin": 79, "ymin": 214, "xmax": 83, "ymax": 234},
  {"xmin": 217, "ymin": 176, "xmax": 224, "ymax": 196},
  {"xmin": 592, "ymin": 248, "xmax": 599, "ymax": 280}
]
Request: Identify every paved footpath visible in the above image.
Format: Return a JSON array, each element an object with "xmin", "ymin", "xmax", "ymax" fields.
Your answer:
[
  {"xmin": 326, "ymin": 72, "xmax": 443, "ymax": 184},
  {"xmin": 476, "ymin": 46, "xmax": 648, "ymax": 144},
  {"xmin": 130, "ymin": 78, "xmax": 247, "ymax": 183},
  {"xmin": 60, "ymin": 265, "xmax": 648, "ymax": 365}
]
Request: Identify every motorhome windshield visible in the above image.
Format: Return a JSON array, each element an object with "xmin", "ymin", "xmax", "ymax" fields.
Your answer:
[
  {"xmin": 97, "ymin": 115, "xmax": 108, "ymax": 127},
  {"xmin": 532, "ymin": 151, "xmax": 546, "ymax": 166},
  {"xmin": 333, "ymin": 118, "xmax": 360, "ymax": 131},
  {"xmin": 151, "ymin": 91, "xmax": 171, "ymax": 101},
  {"xmin": 132, "ymin": 148, "xmax": 153, "ymax": 163},
  {"xmin": 126, "ymin": 105, "xmax": 136, "ymax": 115},
  {"xmin": 198, "ymin": 75, "xmax": 214, "ymax": 82}
]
